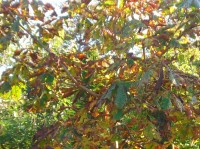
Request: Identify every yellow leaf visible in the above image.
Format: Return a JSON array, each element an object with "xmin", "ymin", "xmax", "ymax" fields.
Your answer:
[
  {"xmin": 196, "ymin": 117, "xmax": 200, "ymax": 123},
  {"xmin": 102, "ymin": 61, "xmax": 109, "ymax": 67},
  {"xmin": 117, "ymin": 0, "xmax": 124, "ymax": 8},
  {"xmin": 169, "ymin": 6, "xmax": 175, "ymax": 13},
  {"xmin": 58, "ymin": 29, "xmax": 65, "ymax": 39}
]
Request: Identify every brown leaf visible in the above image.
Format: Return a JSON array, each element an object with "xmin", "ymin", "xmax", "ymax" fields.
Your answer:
[
  {"xmin": 10, "ymin": 1, "xmax": 21, "ymax": 9},
  {"xmin": 29, "ymin": 52, "xmax": 38, "ymax": 63},
  {"xmin": 157, "ymin": 33, "xmax": 170, "ymax": 41},
  {"xmin": 14, "ymin": 50, "xmax": 22, "ymax": 56},
  {"xmin": 44, "ymin": 3, "xmax": 54, "ymax": 11},
  {"xmin": 82, "ymin": 0, "xmax": 91, "ymax": 5},
  {"xmin": 61, "ymin": 5, "xmax": 68, "ymax": 13}
]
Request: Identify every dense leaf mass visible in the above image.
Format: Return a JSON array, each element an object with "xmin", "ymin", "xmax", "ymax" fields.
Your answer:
[{"xmin": 0, "ymin": 0, "xmax": 200, "ymax": 148}]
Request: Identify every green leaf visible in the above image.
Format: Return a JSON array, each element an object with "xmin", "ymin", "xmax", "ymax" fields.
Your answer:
[
  {"xmin": 178, "ymin": 54, "xmax": 185, "ymax": 63},
  {"xmin": 191, "ymin": 96, "xmax": 198, "ymax": 104},
  {"xmin": 169, "ymin": 71, "xmax": 180, "ymax": 86},
  {"xmin": 20, "ymin": 65, "xmax": 29, "ymax": 80},
  {"xmin": 40, "ymin": 93, "xmax": 48, "ymax": 106},
  {"xmin": 170, "ymin": 39, "xmax": 181, "ymax": 48},
  {"xmin": 144, "ymin": 123, "xmax": 161, "ymax": 141},
  {"xmin": 159, "ymin": 97, "xmax": 172, "ymax": 110},
  {"xmin": 113, "ymin": 109, "xmax": 123, "ymax": 120},
  {"xmin": 139, "ymin": 70, "xmax": 152, "ymax": 85},
  {"xmin": 106, "ymin": 61, "xmax": 121, "ymax": 73},
  {"xmin": 174, "ymin": 96, "xmax": 184, "ymax": 112},
  {"xmin": 12, "ymin": 16, "xmax": 20, "ymax": 32},
  {"xmin": 41, "ymin": 73, "xmax": 54, "ymax": 84},
  {"xmin": 115, "ymin": 84, "xmax": 128, "ymax": 109},
  {"xmin": 0, "ymin": 82, "xmax": 11, "ymax": 93},
  {"xmin": 104, "ymin": 0, "xmax": 115, "ymax": 5},
  {"xmin": 127, "ymin": 58, "xmax": 134, "ymax": 66},
  {"xmin": 101, "ymin": 84, "xmax": 116, "ymax": 99}
]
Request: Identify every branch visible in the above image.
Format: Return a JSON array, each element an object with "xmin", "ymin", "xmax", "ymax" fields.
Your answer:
[
  {"xmin": 61, "ymin": 63, "xmax": 100, "ymax": 97},
  {"xmin": 9, "ymin": 9, "xmax": 99, "ymax": 97}
]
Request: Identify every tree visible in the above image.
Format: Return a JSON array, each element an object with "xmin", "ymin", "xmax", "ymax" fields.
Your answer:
[{"xmin": 0, "ymin": 0, "xmax": 200, "ymax": 148}]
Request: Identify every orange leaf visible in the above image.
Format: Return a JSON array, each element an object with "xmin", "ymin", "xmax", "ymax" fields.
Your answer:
[
  {"xmin": 91, "ymin": 107, "xmax": 99, "ymax": 117},
  {"xmin": 77, "ymin": 53, "xmax": 87, "ymax": 60}
]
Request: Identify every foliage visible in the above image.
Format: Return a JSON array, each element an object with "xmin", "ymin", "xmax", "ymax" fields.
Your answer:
[{"xmin": 0, "ymin": 0, "xmax": 200, "ymax": 148}]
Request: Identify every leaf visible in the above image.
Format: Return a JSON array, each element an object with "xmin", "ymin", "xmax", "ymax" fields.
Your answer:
[
  {"xmin": 169, "ymin": 71, "xmax": 180, "ymax": 86},
  {"xmin": 117, "ymin": 0, "xmax": 124, "ymax": 8},
  {"xmin": 127, "ymin": 58, "xmax": 134, "ymax": 66},
  {"xmin": 115, "ymin": 84, "xmax": 128, "ymax": 109},
  {"xmin": 169, "ymin": 39, "xmax": 181, "ymax": 48},
  {"xmin": 0, "ymin": 82, "xmax": 11, "ymax": 93},
  {"xmin": 41, "ymin": 73, "xmax": 54, "ymax": 84},
  {"xmin": 104, "ymin": 0, "xmax": 115, "ymax": 5},
  {"xmin": 12, "ymin": 16, "xmax": 20, "ymax": 32},
  {"xmin": 144, "ymin": 123, "xmax": 161, "ymax": 141},
  {"xmin": 191, "ymin": 96, "xmax": 198, "ymax": 104},
  {"xmin": 101, "ymin": 84, "xmax": 116, "ymax": 99},
  {"xmin": 139, "ymin": 70, "xmax": 152, "ymax": 85},
  {"xmin": 40, "ymin": 93, "xmax": 48, "ymax": 106},
  {"xmin": 107, "ymin": 61, "xmax": 121, "ymax": 72},
  {"xmin": 44, "ymin": 3, "xmax": 54, "ymax": 11},
  {"xmin": 113, "ymin": 109, "xmax": 123, "ymax": 120},
  {"xmin": 20, "ymin": 65, "xmax": 29, "ymax": 80},
  {"xmin": 174, "ymin": 96, "xmax": 184, "ymax": 112},
  {"xmin": 159, "ymin": 97, "xmax": 172, "ymax": 110}
]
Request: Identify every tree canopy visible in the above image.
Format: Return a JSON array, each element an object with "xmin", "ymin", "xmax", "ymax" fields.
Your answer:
[{"xmin": 0, "ymin": 0, "xmax": 200, "ymax": 148}]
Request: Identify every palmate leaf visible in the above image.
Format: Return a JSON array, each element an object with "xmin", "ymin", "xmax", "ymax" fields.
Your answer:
[{"xmin": 115, "ymin": 83, "xmax": 128, "ymax": 109}]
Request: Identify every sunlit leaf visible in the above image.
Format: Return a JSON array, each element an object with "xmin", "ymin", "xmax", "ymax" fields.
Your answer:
[
  {"xmin": 117, "ymin": 0, "xmax": 124, "ymax": 8},
  {"xmin": 104, "ymin": 0, "xmax": 115, "ymax": 5},
  {"xmin": 169, "ymin": 71, "xmax": 180, "ymax": 86},
  {"xmin": 174, "ymin": 96, "xmax": 184, "ymax": 112}
]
